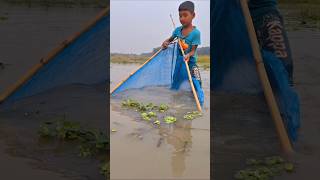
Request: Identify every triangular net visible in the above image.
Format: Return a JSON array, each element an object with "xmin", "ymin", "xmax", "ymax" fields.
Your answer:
[
  {"xmin": 111, "ymin": 42, "xmax": 204, "ymax": 106},
  {"xmin": 1, "ymin": 13, "xmax": 109, "ymax": 105}
]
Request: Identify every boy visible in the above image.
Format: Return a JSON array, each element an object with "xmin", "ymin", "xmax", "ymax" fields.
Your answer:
[{"xmin": 162, "ymin": 1, "xmax": 204, "ymax": 105}]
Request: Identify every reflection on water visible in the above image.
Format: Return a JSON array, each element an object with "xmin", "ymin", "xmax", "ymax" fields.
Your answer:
[{"xmin": 110, "ymin": 63, "xmax": 210, "ymax": 179}]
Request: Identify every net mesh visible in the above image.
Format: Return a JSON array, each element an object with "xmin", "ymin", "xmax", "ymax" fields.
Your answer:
[{"xmin": 3, "ymin": 15, "xmax": 109, "ymax": 104}]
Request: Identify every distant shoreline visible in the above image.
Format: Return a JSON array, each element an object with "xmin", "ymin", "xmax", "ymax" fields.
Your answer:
[{"xmin": 111, "ymin": 54, "xmax": 210, "ymax": 70}]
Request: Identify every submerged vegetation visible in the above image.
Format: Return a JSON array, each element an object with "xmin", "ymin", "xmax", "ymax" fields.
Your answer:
[
  {"xmin": 183, "ymin": 111, "xmax": 203, "ymax": 120},
  {"xmin": 121, "ymin": 98, "xmax": 202, "ymax": 126},
  {"xmin": 279, "ymin": 0, "xmax": 320, "ymax": 30},
  {"xmin": 122, "ymin": 99, "xmax": 169, "ymax": 113},
  {"xmin": 38, "ymin": 117, "xmax": 108, "ymax": 178},
  {"xmin": 0, "ymin": 16, "xmax": 8, "ymax": 21},
  {"xmin": 234, "ymin": 156, "xmax": 295, "ymax": 180}
]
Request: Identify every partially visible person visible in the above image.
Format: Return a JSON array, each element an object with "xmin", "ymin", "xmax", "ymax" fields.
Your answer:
[{"xmin": 249, "ymin": 0, "xmax": 294, "ymax": 85}]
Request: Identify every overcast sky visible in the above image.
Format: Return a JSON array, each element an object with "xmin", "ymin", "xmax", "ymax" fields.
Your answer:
[{"xmin": 110, "ymin": 0, "xmax": 210, "ymax": 54}]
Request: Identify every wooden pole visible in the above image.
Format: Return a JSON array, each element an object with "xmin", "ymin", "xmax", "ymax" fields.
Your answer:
[
  {"xmin": 239, "ymin": 0, "xmax": 293, "ymax": 154},
  {"xmin": 178, "ymin": 39, "xmax": 203, "ymax": 112},
  {"xmin": 0, "ymin": 8, "xmax": 109, "ymax": 104},
  {"xmin": 170, "ymin": 14, "xmax": 202, "ymax": 112}
]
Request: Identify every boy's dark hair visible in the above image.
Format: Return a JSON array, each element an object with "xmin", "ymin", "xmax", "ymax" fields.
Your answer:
[{"xmin": 178, "ymin": 1, "xmax": 194, "ymax": 13}]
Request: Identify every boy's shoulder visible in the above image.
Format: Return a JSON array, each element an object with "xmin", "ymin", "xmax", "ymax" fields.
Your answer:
[
  {"xmin": 174, "ymin": 26, "xmax": 183, "ymax": 32},
  {"xmin": 192, "ymin": 27, "xmax": 201, "ymax": 35},
  {"xmin": 172, "ymin": 26, "xmax": 182, "ymax": 37}
]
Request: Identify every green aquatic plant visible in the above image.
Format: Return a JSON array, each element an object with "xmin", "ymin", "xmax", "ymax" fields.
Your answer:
[
  {"xmin": 141, "ymin": 112, "xmax": 151, "ymax": 121},
  {"xmin": 153, "ymin": 120, "xmax": 160, "ymax": 125},
  {"xmin": 164, "ymin": 116, "xmax": 177, "ymax": 124},
  {"xmin": 38, "ymin": 119, "xmax": 108, "ymax": 157},
  {"xmin": 78, "ymin": 144, "xmax": 93, "ymax": 158},
  {"xmin": 121, "ymin": 99, "xmax": 201, "ymax": 126},
  {"xmin": 121, "ymin": 99, "xmax": 169, "ymax": 113},
  {"xmin": 141, "ymin": 111, "xmax": 157, "ymax": 121},
  {"xmin": 146, "ymin": 103, "xmax": 156, "ymax": 110},
  {"xmin": 264, "ymin": 156, "xmax": 285, "ymax": 166},
  {"xmin": 38, "ymin": 122, "xmax": 56, "ymax": 138},
  {"xmin": 159, "ymin": 104, "xmax": 169, "ymax": 112},
  {"xmin": 234, "ymin": 156, "xmax": 295, "ymax": 180},
  {"xmin": 55, "ymin": 120, "xmax": 81, "ymax": 140},
  {"xmin": 148, "ymin": 111, "xmax": 157, "ymax": 117},
  {"xmin": 92, "ymin": 131, "xmax": 108, "ymax": 151},
  {"xmin": 284, "ymin": 163, "xmax": 294, "ymax": 172},
  {"xmin": 38, "ymin": 119, "xmax": 108, "ymax": 176},
  {"xmin": 183, "ymin": 111, "xmax": 202, "ymax": 120},
  {"xmin": 100, "ymin": 161, "xmax": 110, "ymax": 178},
  {"xmin": 122, "ymin": 99, "xmax": 140, "ymax": 108},
  {"xmin": 0, "ymin": 16, "xmax": 8, "ymax": 21}
]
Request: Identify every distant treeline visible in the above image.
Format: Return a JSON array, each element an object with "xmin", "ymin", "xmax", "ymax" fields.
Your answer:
[{"xmin": 139, "ymin": 46, "xmax": 210, "ymax": 56}]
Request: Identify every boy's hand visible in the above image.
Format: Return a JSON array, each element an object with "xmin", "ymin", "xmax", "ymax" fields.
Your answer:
[
  {"xmin": 184, "ymin": 53, "xmax": 191, "ymax": 62},
  {"xmin": 162, "ymin": 40, "xmax": 170, "ymax": 49}
]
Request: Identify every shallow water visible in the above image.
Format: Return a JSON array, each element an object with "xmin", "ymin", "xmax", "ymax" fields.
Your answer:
[
  {"xmin": 0, "ymin": 84, "xmax": 107, "ymax": 180},
  {"xmin": 110, "ymin": 63, "xmax": 210, "ymax": 179},
  {"xmin": 213, "ymin": 31, "xmax": 320, "ymax": 179},
  {"xmin": 0, "ymin": 4, "xmax": 101, "ymax": 93}
]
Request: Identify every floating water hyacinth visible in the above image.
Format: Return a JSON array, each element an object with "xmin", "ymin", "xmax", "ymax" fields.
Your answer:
[
  {"xmin": 141, "ymin": 112, "xmax": 151, "ymax": 121},
  {"xmin": 100, "ymin": 162, "xmax": 109, "ymax": 178},
  {"xmin": 159, "ymin": 104, "xmax": 169, "ymax": 112},
  {"xmin": 121, "ymin": 99, "xmax": 168, "ymax": 113},
  {"xmin": 148, "ymin": 111, "xmax": 157, "ymax": 117},
  {"xmin": 234, "ymin": 156, "xmax": 295, "ymax": 180},
  {"xmin": 38, "ymin": 118, "xmax": 108, "ymax": 177},
  {"xmin": 183, "ymin": 111, "xmax": 202, "ymax": 120},
  {"xmin": 153, "ymin": 120, "xmax": 160, "ymax": 125},
  {"xmin": 121, "ymin": 98, "xmax": 202, "ymax": 125},
  {"xmin": 121, "ymin": 99, "xmax": 140, "ymax": 108},
  {"xmin": 164, "ymin": 116, "xmax": 177, "ymax": 124}
]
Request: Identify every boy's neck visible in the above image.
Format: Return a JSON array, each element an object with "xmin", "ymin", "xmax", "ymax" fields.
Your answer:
[{"xmin": 183, "ymin": 23, "xmax": 193, "ymax": 29}]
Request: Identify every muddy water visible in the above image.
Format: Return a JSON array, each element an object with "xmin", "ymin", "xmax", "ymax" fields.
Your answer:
[
  {"xmin": 0, "ymin": 4, "xmax": 101, "ymax": 93},
  {"xmin": 110, "ymin": 63, "xmax": 210, "ymax": 180},
  {"xmin": 0, "ymin": 84, "xmax": 107, "ymax": 180},
  {"xmin": 213, "ymin": 31, "xmax": 320, "ymax": 179},
  {"xmin": 0, "ymin": 5, "xmax": 106, "ymax": 180}
]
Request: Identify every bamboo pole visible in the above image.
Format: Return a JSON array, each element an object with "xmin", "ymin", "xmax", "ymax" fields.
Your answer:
[
  {"xmin": 178, "ymin": 39, "xmax": 202, "ymax": 112},
  {"xmin": 110, "ymin": 48, "xmax": 163, "ymax": 94},
  {"xmin": 0, "ymin": 8, "xmax": 109, "ymax": 104},
  {"xmin": 239, "ymin": 0, "xmax": 293, "ymax": 154},
  {"xmin": 170, "ymin": 14, "xmax": 202, "ymax": 112}
]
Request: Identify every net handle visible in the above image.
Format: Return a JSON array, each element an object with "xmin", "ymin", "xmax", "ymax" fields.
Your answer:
[{"xmin": 240, "ymin": 0, "xmax": 293, "ymax": 154}]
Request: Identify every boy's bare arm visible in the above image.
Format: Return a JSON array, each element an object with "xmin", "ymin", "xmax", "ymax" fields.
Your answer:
[{"xmin": 185, "ymin": 45, "xmax": 198, "ymax": 61}]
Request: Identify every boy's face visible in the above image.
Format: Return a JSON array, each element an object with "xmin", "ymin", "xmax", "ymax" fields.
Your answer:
[{"xmin": 179, "ymin": 10, "xmax": 195, "ymax": 27}]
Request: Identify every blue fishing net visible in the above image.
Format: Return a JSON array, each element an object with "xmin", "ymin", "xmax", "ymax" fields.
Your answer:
[
  {"xmin": 212, "ymin": 0, "xmax": 300, "ymax": 141},
  {"xmin": 111, "ymin": 42, "xmax": 204, "ymax": 106},
  {"xmin": 2, "ymin": 14, "xmax": 109, "ymax": 104}
]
